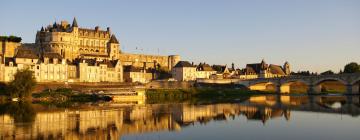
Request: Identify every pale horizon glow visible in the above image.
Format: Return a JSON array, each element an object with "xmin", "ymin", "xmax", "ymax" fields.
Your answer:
[{"xmin": 0, "ymin": 0, "xmax": 359, "ymax": 73}]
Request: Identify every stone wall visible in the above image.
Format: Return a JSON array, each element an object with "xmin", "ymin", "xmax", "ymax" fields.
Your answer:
[
  {"xmin": 146, "ymin": 81, "xmax": 195, "ymax": 89},
  {"xmin": 119, "ymin": 53, "xmax": 180, "ymax": 70}
]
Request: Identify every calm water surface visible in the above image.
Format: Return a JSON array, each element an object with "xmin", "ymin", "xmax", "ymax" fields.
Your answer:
[{"xmin": 1, "ymin": 95, "xmax": 360, "ymax": 140}]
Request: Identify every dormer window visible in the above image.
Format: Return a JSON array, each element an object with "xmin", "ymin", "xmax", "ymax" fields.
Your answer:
[{"xmin": 54, "ymin": 58, "xmax": 58, "ymax": 64}]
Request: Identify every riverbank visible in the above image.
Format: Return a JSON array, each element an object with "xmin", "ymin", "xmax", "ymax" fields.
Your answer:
[
  {"xmin": 32, "ymin": 88, "xmax": 111, "ymax": 104},
  {"xmin": 145, "ymin": 88, "xmax": 271, "ymax": 104}
]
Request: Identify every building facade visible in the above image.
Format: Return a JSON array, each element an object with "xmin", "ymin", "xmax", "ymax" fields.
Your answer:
[
  {"xmin": 35, "ymin": 18, "xmax": 180, "ymax": 70},
  {"xmin": 0, "ymin": 18, "xmax": 181, "ymax": 83},
  {"xmin": 172, "ymin": 61, "xmax": 197, "ymax": 81},
  {"xmin": 239, "ymin": 59, "xmax": 291, "ymax": 79}
]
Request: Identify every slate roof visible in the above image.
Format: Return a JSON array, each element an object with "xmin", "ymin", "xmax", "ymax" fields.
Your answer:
[
  {"xmin": 244, "ymin": 63, "xmax": 286, "ymax": 75},
  {"xmin": 4, "ymin": 57, "xmax": 16, "ymax": 66},
  {"xmin": 43, "ymin": 52, "xmax": 62, "ymax": 59},
  {"xmin": 82, "ymin": 54, "xmax": 109, "ymax": 57},
  {"xmin": 72, "ymin": 17, "xmax": 78, "ymax": 27},
  {"xmin": 197, "ymin": 63, "xmax": 215, "ymax": 71},
  {"xmin": 109, "ymin": 34, "xmax": 119, "ymax": 44},
  {"xmin": 99, "ymin": 60, "xmax": 119, "ymax": 68},
  {"xmin": 123, "ymin": 65, "xmax": 143, "ymax": 72},
  {"xmin": 174, "ymin": 61, "xmax": 194, "ymax": 68},
  {"xmin": 80, "ymin": 59, "xmax": 97, "ymax": 66},
  {"xmin": 268, "ymin": 64, "xmax": 286, "ymax": 75},
  {"xmin": 245, "ymin": 63, "xmax": 262, "ymax": 74},
  {"xmin": 15, "ymin": 49, "xmax": 38, "ymax": 59},
  {"xmin": 212, "ymin": 65, "xmax": 228, "ymax": 73}
]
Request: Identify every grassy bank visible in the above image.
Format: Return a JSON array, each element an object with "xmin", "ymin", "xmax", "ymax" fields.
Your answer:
[
  {"xmin": 32, "ymin": 88, "xmax": 111, "ymax": 104},
  {"xmin": 146, "ymin": 88, "xmax": 270, "ymax": 104}
]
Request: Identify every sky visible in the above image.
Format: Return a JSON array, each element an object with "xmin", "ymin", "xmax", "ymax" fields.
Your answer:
[{"xmin": 0, "ymin": 0, "xmax": 359, "ymax": 72}]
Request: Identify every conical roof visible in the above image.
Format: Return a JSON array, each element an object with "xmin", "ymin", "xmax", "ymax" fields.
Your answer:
[
  {"xmin": 109, "ymin": 34, "xmax": 119, "ymax": 44},
  {"xmin": 72, "ymin": 17, "xmax": 78, "ymax": 27}
]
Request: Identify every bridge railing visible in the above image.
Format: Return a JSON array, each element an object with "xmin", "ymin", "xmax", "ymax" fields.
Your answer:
[{"xmin": 244, "ymin": 73, "xmax": 360, "ymax": 81}]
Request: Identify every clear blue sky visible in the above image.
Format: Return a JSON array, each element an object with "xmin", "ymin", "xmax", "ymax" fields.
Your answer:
[{"xmin": 1, "ymin": 0, "xmax": 359, "ymax": 72}]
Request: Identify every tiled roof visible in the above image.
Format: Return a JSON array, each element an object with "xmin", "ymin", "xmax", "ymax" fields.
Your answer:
[{"xmin": 15, "ymin": 49, "xmax": 38, "ymax": 59}]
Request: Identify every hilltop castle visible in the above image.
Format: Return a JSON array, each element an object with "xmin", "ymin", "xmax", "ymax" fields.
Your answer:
[
  {"xmin": 0, "ymin": 18, "xmax": 180, "ymax": 82},
  {"xmin": 35, "ymin": 18, "xmax": 180, "ymax": 69}
]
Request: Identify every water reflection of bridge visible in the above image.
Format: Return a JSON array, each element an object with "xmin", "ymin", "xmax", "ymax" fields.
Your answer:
[
  {"xmin": 246, "ymin": 95, "xmax": 360, "ymax": 116},
  {"xmin": 0, "ymin": 95, "xmax": 359, "ymax": 139}
]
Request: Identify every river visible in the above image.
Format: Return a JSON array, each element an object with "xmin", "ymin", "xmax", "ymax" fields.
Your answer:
[{"xmin": 1, "ymin": 94, "xmax": 360, "ymax": 140}]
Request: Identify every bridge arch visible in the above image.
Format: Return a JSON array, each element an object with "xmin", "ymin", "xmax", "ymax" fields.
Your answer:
[
  {"xmin": 312, "ymin": 78, "xmax": 348, "ymax": 94},
  {"xmin": 249, "ymin": 81, "xmax": 279, "ymax": 92},
  {"xmin": 280, "ymin": 79, "xmax": 310, "ymax": 94},
  {"xmin": 313, "ymin": 77, "xmax": 348, "ymax": 86}
]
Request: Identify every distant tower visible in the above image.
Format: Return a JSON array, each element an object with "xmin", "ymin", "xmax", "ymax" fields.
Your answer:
[
  {"xmin": 168, "ymin": 55, "xmax": 181, "ymax": 71},
  {"xmin": 71, "ymin": 17, "xmax": 79, "ymax": 59},
  {"xmin": 107, "ymin": 34, "xmax": 120, "ymax": 60},
  {"xmin": 283, "ymin": 61, "xmax": 290, "ymax": 75},
  {"xmin": 260, "ymin": 59, "xmax": 268, "ymax": 78},
  {"xmin": 231, "ymin": 63, "xmax": 235, "ymax": 70}
]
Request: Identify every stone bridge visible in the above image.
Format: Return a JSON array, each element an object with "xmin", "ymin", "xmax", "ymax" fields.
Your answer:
[{"xmin": 236, "ymin": 73, "xmax": 360, "ymax": 94}]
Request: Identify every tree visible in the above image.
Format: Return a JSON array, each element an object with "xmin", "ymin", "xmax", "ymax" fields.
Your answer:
[
  {"xmin": 344, "ymin": 62, "xmax": 360, "ymax": 73},
  {"xmin": 320, "ymin": 70, "xmax": 334, "ymax": 75},
  {"xmin": 7, "ymin": 69, "xmax": 37, "ymax": 99}
]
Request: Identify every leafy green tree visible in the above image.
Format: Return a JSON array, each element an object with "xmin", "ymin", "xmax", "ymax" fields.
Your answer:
[
  {"xmin": 344, "ymin": 62, "xmax": 360, "ymax": 73},
  {"xmin": 7, "ymin": 69, "xmax": 37, "ymax": 98}
]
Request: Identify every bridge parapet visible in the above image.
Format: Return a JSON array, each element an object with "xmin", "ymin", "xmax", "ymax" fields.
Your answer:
[{"xmin": 236, "ymin": 73, "xmax": 360, "ymax": 94}]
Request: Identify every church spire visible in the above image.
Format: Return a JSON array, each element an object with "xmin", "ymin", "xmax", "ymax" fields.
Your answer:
[
  {"xmin": 41, "ymin": 26, "xmax": 44, "ymax": 31},
  {"xmin": 72, "ymin": 17, "xmax": 78, "ymax": 27},
  {"xmin": 260, "ymin": 59, "xmax": 267, "ymax": 70}
]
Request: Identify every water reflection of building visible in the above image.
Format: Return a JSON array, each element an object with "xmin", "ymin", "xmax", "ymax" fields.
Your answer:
[
  {"xmin": 0, "ymin": 103, "xmax": 291, "ymax": 139},
  {"xmin": 0, "ymin": 107, "xmax": 180, "ymax": 140},
  {"xmin": 1, "ymin": 95, "xmax": 359, "ymax": 139}
]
